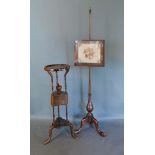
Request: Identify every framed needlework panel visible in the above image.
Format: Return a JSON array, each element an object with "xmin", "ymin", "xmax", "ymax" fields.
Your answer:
[{"xmin": 74, "ymin": 40, "xmax": 105, "ymax": 67}]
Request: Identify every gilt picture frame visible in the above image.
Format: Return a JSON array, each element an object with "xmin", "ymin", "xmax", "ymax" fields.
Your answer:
[{"xmin": 74, "ymin": 40, "xmax": 105, "ymax": 67}]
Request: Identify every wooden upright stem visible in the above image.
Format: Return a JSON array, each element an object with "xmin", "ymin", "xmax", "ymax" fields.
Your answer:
[{"xmin": 86, "ymin": 8, "xmax": 93, "ymax": 113}]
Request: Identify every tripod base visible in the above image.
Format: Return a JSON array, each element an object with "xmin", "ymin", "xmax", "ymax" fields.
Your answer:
[
  {"xmin": 75, "ymin": 112, "xmax": 107, "ymax": 137},
  {"xmin": 44, "ymin": 117, "xmax": 75, "ymax": 144}
]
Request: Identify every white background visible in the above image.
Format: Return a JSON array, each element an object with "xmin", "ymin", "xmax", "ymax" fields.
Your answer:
[{"xmin": 0, "ymin": 0, "xmax": 155, "ymax": 155}]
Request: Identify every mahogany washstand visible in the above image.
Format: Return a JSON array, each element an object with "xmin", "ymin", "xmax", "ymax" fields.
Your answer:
[{"xmin": 43, "ymin": 64, "xmax": 75, "ymax": 144}]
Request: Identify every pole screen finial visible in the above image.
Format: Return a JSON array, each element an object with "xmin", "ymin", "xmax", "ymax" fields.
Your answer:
[{"xmin": 89, "ymin": 7, "xmax": 91, "ymax": 14}]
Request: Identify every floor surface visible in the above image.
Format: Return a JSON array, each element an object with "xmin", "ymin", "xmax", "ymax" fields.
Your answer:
[{"xmin": 31, "ymin": 118, "xmax": 124, "ymax": 155}]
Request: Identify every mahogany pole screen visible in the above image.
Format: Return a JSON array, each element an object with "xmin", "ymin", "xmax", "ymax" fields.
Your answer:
[{"xmin": 74, "ymin": 8, "xmax": 106, "ymax": 137}]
